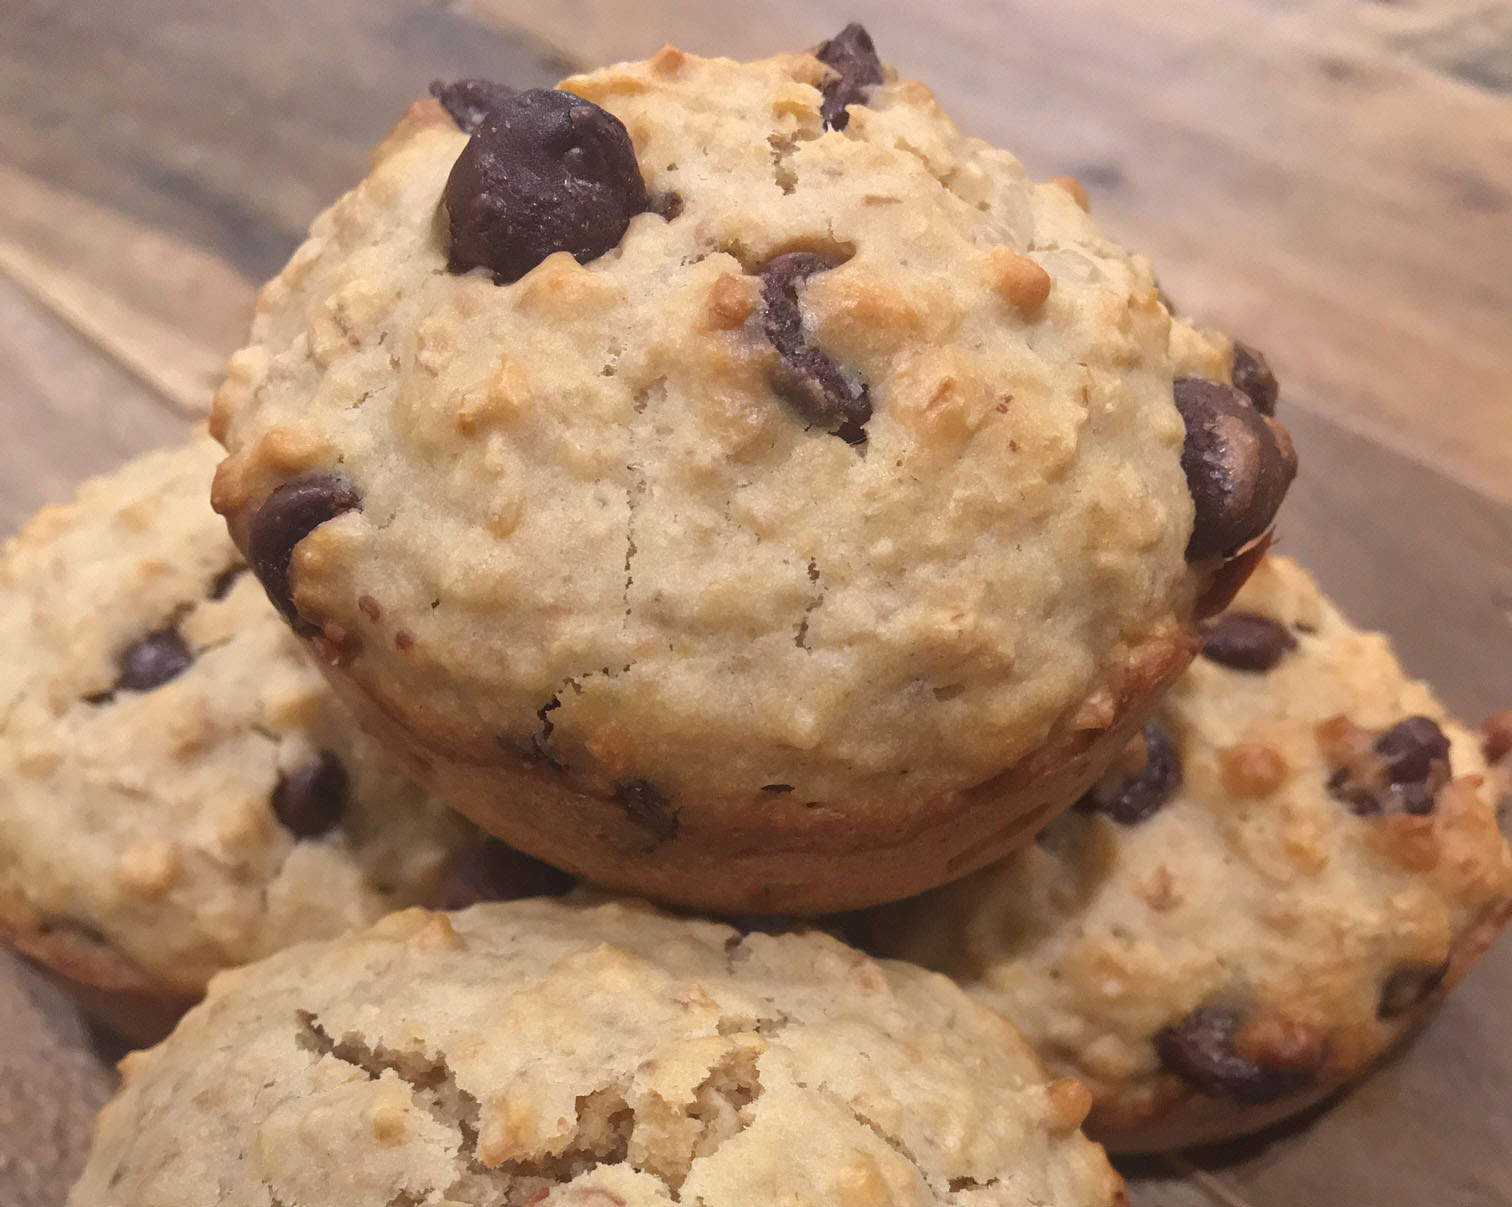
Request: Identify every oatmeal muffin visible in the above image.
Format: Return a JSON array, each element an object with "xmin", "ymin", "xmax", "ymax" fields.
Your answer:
[
  {"xmin": 0, "ymin": 438, "xmax": 563, "ymax": 1043},
  {"xmin": 856, "ymin": 556, "xmax": 1512, "ymax": 1150},
  {"xmin": 69, "ymin": 896, "xmax": 1126, "ymax": 1206},
  {"xmin": 210, "ymin": 26, "xmax": 1295, "ymax": 912}
]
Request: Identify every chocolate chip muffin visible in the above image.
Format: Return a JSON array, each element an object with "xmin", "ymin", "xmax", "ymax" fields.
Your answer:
[
  {"xmin": 210, "ymin": 27, "xmax": 1296, "ymax": 913},
  {"xmin": 855, "ymin": 556, "xmax": 1512, "ymax": 1151},
  {"xmin": 70, "ymin": 896, "xmax": 1127, "ymax": 1206},
  {"xmin": 0, "ymin": 437, "xmax": 564, "ymax": 1043}
]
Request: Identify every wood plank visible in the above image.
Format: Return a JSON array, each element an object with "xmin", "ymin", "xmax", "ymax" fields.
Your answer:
[
  {"xmin": 0, "ymin": 276, "xmax": 193, "ymax": 536},
  {"xmin": 0, "ymin": 163, "xmax": 251, "ymax": 415},
  {"xmin": 0, "ymin": 953, "xmax": 114, "ymax": 1207},
  {"xmin": 0, "ymin": 0, "xmax": 570, "ymax": 283},
  {"xmin": 460, "ymin": 0, "xmax": 1512, "ymax": 506},
  {"xmin": 0, "ymin": 0, "xmax": 568, "ymax": 413}
]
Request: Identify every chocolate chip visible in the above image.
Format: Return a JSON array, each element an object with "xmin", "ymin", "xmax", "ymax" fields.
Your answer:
[
  {"xmin": 271, "ymin": 751, "xmax": 348, "ymax": 838},
  {"xmin": 248, "ymin": 476, "xmax": 360, "ymax": 637},
  {"xmin": 1174, "ymin": 378, "xmax": 1298, "ymax": 561},
  {"xmin": 762, "ymin": 783, "xmax": 795, "ymax": 794},
  {"xmin": 1231, "ymin": 341, "xmax": 1279, "ymax": 415},
  {"xmin": 442, "ymin": 89, "xmax": 648, "ymax": 285},
  {"xmin": 429, "ymin": 78, "xmax": 517, "ymax": 133},
  {"xmin": 815, "ymin": 23, "xmax": 883, "ymax": 131},
  {"xmin": 725, "ymin": 913, "xmax": 812, "ymax": 936},
  {"xmin": 208, "ymin": 564, "xmax": 247, "ymax": 600},
  {"xmin": 761, "ymin": 252, "xmax": 872, "ymax": 444},
  {"xmin": 115, "ymin": 628, "xmax": 193, "ymax": 692},
  {"xmin": 1155, "ymin": 1008, "xmax": 1321, "ymax": 1104},
  {"xmin": 613, "ymin": 777, "xmax": 678, "ymax": 842},
  {"xmin": 429, "ymin": 839, "xmax": 574, "ymax": 909},
  {"xmin": 648, "ymin": 191, "xmax": 684, "ymax": 220},
  {"xmin": 1327, "ymin": 715, "xmax": 1452, "ymax": 816},
  {"xmin": 1378, "ymin": 960, "xmax": 1449, "ymax": 1018},
  {"xmin": 1079, "ymin": 720, "xmax": 1182, "ymax": 825},
  {"xmin": 1201, "ymin": 612, "xmax": 1298, "ymax": 671}
]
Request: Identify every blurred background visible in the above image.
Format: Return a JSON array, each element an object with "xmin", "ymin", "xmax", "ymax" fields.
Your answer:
[{"xmin": 0, "ymin": 2, "xmax": 1509, "ymax": 1205}]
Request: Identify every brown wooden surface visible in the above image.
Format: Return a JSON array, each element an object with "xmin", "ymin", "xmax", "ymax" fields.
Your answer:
[{"xmin": 1, "ymin": 1, "xmax": 1508, "ymax": 1204}]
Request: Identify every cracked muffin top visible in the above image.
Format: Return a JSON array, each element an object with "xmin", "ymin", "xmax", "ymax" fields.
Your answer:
[
  {"xmin": 70, "ymin": 897, "xmax": 1127, "ymax": 1206},
  {"xmin": 209, "ymin": 28, "xmax": 1294, "ymax": 911},
  {"xmin": 857, "ymin": 556, "xmax": 1512, "ymax": 1151},
  {"xmin": 0, "ymin": 436, "xmax": 511, "ymax": 1010}
]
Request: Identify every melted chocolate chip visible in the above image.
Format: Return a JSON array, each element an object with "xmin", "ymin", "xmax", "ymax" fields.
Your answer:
[
  {"xmin": 648, "ymin": 191, "xmax": 684, "ymax": 220},
  {"xmin": 429, "ymin": 839, "xmax": 575, "ymax": 910},
  {"xmin": 1328, "ymin": 715, "xmax": 1452, "ymax": 816},
  {"xmin": 208, "ymin": 564, "xmax": 247, "ymax": 600},
  {"xmin": 1378, "ymin": 961, "xmax": 1450, "ymax": 1018},
  {"xmin": 1079, "ymin": 720, "xmax": 1182, "ymax": 825},
  {"xmin": 1155, "ymin": 1008, "xmax": 1322, "ymax": 1104},
  {"xmin": 442, "ymin": 88, "xmax": 648, "ymax": 284},
  {"xmin": 1174, "ymin": 378, "xmax": 1298, "ymax": 561},
  {"xmin": 613, "ymin": 777, "xmax": 678, "ymax": 842},
  {"xmin": 115, "ymin": 628, "xmax": 194, "ymax": 692},
  {"xmin": 248, "ymin": 476, "xmax": 360, "ymax": 637},
  {"xmin": 271, "ymin": 751, "xmax": 348, "ymax": 838},
  {"xmin": 815, "ymin": 23, "xmax": 883, "ymax": 131},
  {"xmin": 430, "ymin": 78, "xmax": 517, "ymax": 133},
  {"xmin": 761, "ymin": 252, "xmax": 872, "ymax": 444},
  {"xmin": 1201, "ymin": 612, "xmax": 1298, "ymax": 671},
  {"xmin": 1231, "ymin": 341, "xmax": 1279, "ymax": 415}
]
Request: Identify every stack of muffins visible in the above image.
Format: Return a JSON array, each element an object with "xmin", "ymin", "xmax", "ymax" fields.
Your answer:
[{"xmin": 5, "ymin": 25, "xmax": 1509, "ymax": 1205}]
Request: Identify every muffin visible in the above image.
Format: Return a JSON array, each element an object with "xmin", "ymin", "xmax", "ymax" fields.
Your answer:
[
  {"xmin": 855, "ymin": 556, "xmax": 1512, "ymax": 1150},
  {"xmin": 70, "ymin": 896, "xmax": 1127, "ymax": 1206},
  {"xmin": 210, "ymin": 26, "xmax": 1296, "ymax": 913},
  {"xmin": 0, "ymin": 437, "xmax": 562, "ymax": 1043}
]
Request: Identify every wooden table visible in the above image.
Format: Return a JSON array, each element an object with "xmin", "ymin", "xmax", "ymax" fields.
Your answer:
[{"xmin": 2, "ymin": 1, "xmax": 1509, "ymax": 1203}]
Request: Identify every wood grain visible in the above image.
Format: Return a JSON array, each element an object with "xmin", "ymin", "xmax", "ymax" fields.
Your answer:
[
  {"xmin": 0, "ymin": 953, "xmax": 114, "ymax": 1207},
  {"xmin": 0, "ymin": 275, "xmax": 191, "ymax": 536},
  {"xmin": 0, "ymin": 1, "xmax": 1509, "ymax": 1205}
]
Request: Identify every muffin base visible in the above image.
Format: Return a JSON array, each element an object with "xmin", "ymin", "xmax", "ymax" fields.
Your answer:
[{"xmin": 322, "ymin": 627, "xmax": 1199, "ymax": 915}]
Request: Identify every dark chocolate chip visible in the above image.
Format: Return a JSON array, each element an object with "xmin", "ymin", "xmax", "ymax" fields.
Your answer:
[
  {"xmin": 761, "ymin": 783, "xmax": 795, "ymax": 794},
  {"xmin": 1328, "ymin": 715, "xmax": 1452, "ymax": 816},
  {"xmin": 429, "ymin": 78, "xmax": 517, "ymax": 133},
  {"xmin": 1231, "ymin": 341, "xmax": 1279, "ymax": 415},
  {"xmin": 648, "ymin": 190, "xmax": 684, "ymax": 220},
  {"xmin": 815, "ymin": 23, "xmax": 883, "ymax": 131},
  {"xmin": 613, "ymin": 777, "xmax": 678, "ymax": 842},
  {"xmin": 531, "ymin": 696, "xmax": 565, "ymax": 770},
  {"xmin": 1079, "ymin": 720, "xmax": 1182, "ymax": 825},
  {"xmin": 442, "ymin": 88, "xmax": 648, "ymax": 285},
  {"xmin": 1378, "ymin": 960, "xmax": 1450, "ymax": 1018},
  {"xmin": 248, "ymin": 476, "xmax": 360, "ymax": 637},
  {"xmin": 724, "ymin": 913, "xmax": 811, "ymax": 936},
  {"xmin": 761, "ymin": 252, "xmax": 872, "ymax": 444},
  {"xmin": 429, "ymin": 839, "xmax": 575, "ymax": 910},
  {"xmin": 115, "ymin": 628, "xmax": 194, "ymax": 692},
  {"xmin": 271, "ymin": 751, "xmax": 348, "ymax": 838},
  {"xmin": 1155, "ymin": 1007, "xmax": 1322, "ymax": 1104},
  {"xmin": 1173, "ymin": 378, "xmax": 1298, "ymax": 561},
  {"xmin": 208, "ymin": 564, "xmax": 247, "ymax": 600},
  {"xmin": 1201, "ymin": 612, "xmax": 1298, "ymax": 671}
]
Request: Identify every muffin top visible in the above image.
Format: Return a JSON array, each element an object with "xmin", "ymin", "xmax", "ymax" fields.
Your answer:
[
  {"xmin": 861, "ymin": 556, "xmax": 1512, "ymax": 1147},
  {"xmin": 71, "ymin": 897, "xmax": 1126, "ymax": 1207},
  {"xmin": 0, "ymin": 437, "xmax": 477, "ymax": 997},
  {"xmin": 210, "ymin": 30, "xmax": 1289, "ymax": 824}
]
